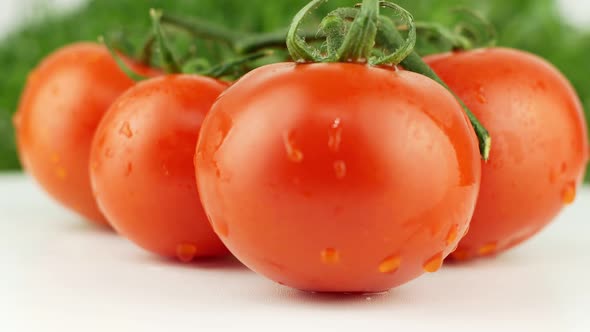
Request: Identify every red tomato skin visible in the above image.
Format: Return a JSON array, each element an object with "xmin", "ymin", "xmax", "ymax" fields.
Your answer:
[
  {"xmin": 90, "ymin": 75, "xmax": 229, "ymax": 259},
  {"xmin": 425, "ymin": 48, "xmax": 589, "ymax": 260},
  {"xmin": 15, "ymin": 42, "xmax": 158, "ymax": 226},
  {"xmin": 196, "ymin": 63, "xmax": 481, "ymax": 292}
]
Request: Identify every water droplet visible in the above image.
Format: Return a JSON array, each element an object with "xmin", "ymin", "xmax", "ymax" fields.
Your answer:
[
  {"xmin": 535, "ymin": 80, "xmax": 547, "ymax": 91},
  {"xmin": 176, "ymin": 244, "xmax": 197, "ymax": 263},
  {"xmin": 119, "ymin": 121, "xmax": 133, "ymax": 138},
  {"xmin": 333, "ymin": 160, "xmax": 347, "ymax": 179},
  {"xmin": 105, "ymin": 148, "xmax": 114, "ymax": 158},
  {"xmin": 161, "ymin": 163, "xmax": 171, "ymax": 177},
  {"xmin": 283, "ymin": 132, "xmax": 304, "ymax": 163},
  {"xmin": 560, "ymin": 162, "xmax": 567, "ymax": 174},
  {"xmin": 423, "ymin": 252, "xmax": 443, "ymax": 273},
  {"xmin": 445, "ymin": 224, "xmax": 459, "ymax": 246},
  {"xmin": 209, "ymin": 112, "xmax": 233, "ymax": 153},
  {"xmin": 56, "ymin": 167, "xmax": 67, "ymax": 179},
  {"xmin": 562, "ymin": 182, "xmax": 576, "ymax": 205},
  {"xmin": 212, "ymin": 160, "xmax": 222, "ymax": 179},
  {"xmin": 328, "ymin": 118, "xmax": 343, "ymax": 152},
  {"xmin": 125, "ymin": 162, "xmax": 133, "ymax": 176},
  {"xmin": 321, "ymin": 248, "xmax": 340, "ymax": 264},
  {"xmin": 214, "ymin": 219, "xmax": 229, "ymax": 238},
  {"xmin": 478, "ymin": 242, "xmax": 498, "ymax": 256},
  {"xmin": 450, "ymin": 249, "xmax": 470, "ymax": 261},
  {"xmin": 378, "ymin": 255, "xmax": 401, "ymax": 274},
  {"xmin": 476, "ymin": 86, "xmax": 487, "ymax": 104}
]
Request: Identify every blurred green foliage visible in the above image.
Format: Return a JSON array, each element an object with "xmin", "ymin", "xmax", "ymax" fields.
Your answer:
[{"xmin": 1, "ymin": 0, "xmax": 589, "ymax": 180}]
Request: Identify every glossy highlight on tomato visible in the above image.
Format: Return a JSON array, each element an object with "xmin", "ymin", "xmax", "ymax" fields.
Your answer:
[
  {"xmin": 90, "ymin": 75, "xmax": 229, "ymax": 260},
  {"xmin": 15, "ymin": 42, "xmax": 158, "ymax": 226},
  {"xmin": 195, "ymin": 62, "xmax": 481, "ymax": 292},
  {"xmin": 425, "ymin": 48, "xmax": 589, "ymax": 260}
]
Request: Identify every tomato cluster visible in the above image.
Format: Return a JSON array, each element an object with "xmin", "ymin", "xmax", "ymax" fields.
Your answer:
[{"xmin": 13, "ymin": 0, "xmax": 588, "ymax": 293}]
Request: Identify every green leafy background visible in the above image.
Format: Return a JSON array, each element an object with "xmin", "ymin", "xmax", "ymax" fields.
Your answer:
[{"xmin": 1, "ymin": 0, "xmax": 588, "ymax": 180}]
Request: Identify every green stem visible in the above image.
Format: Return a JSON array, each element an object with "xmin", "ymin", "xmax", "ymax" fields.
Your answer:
[
  {"xmin": 236, "ymin": 29, "xmax": 322, "ymax": 55},
  {"xmin": 198, "ymin": 50, "xmax": 273, "ymax": 78},
  {"xmin": 151, "ymin": 9, "xmax": 181, "ymax": 74},
  {"xmin": 160, "ymin": 13, "xmax": 240, "ymax": 46},
  {"xmin": 99, "ymin": 36, "xmax": 147, "ymax": 82},
  {"xmin": 137, "ymin": 33, "xmax": 156, "ymax": 66},
  {"xmin": 287, "ymin": 0, "xmax": 327, "ymax": 62},
  {"xmin": 336, "ymin": 0, "xmax": 379, "ymax": 62},
  {"xmin": 377, "ymin": 16, "xmax": 491, "ymax": 160},
  {"xmin": 414, "ymin": 22, "xmax": 473, "ymax": 50},
  {"xmin": 451, "ymin": 7, "xmax": 497, "ymax": 48}
]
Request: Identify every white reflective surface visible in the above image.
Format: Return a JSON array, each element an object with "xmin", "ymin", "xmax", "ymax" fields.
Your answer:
[{"xmin": 0, "ymin": 173, "xmax": 588, "ymax": 332}]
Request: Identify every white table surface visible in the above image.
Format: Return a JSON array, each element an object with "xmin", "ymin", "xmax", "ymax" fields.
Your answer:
[{"xmin": 0, "ymin": 173, "xmax": 589, "ymax": 332}]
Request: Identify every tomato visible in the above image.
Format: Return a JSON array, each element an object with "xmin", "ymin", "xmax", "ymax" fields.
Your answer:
[
  {"xmin": 90, "ymin": 75, "xmax": 229, "ymax": 260},
  {"xmin": 425, "ymin": 48, "xmax": 589, "ymax": 260},
  {"xmin": 15, "ymin": 42, "xmax": 158, "ymax": 226},
  {"xmin": 195, "ymin": 62, "xmax": 481, "ymax": 292}
]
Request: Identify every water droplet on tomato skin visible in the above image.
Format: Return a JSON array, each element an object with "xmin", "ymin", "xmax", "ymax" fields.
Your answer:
[
  {"xmin": 283, "ymin": 132, "xmax": 304, "ymax": 163},
  {"xmin": 125, "ymin": 162, "xmax": 133, "ymax": 176},
  {"xmin": 119, "ymin": 121, "xmax": 133, "ymax": 138},
  {"xmin": 333, "ymin": 160, "xmax": 347, "ymax": 179},
  {"xmin": 161, "ymin": 162, "xmax": 171, "ymax": 177},
  {"xmin": 176, "ymin": 244, "xmax": 197, "ymax": 263},
  {"xmin": 213, "ymin": 219, "xmax": 230, "ymax": 238},
  {"xmin": 476, "ymin": 85, "xmax": 487, "ymax": 104},
  {"xmin": 378, "ymin": 255, "xmax": 401, "ymax": 274},
  {"xmin": 560, "ymin": 162, "xmax": 568, "ymax": 174},
  {"xmin": 210, "ymin": 112, "xmax": 233, "ymax": 153},
  {"xmin": 423, "ymin": 252, "xmax": 443, "ymax": 273},
  {"xmin": 328, "ymin": 118, "xmax": 343, "ymax": 152},
  {"xmin": 562, "ymin": 182, "xmax": 577, "ymax": 205},
  {"xmin": 445, "ymin": 224, "xmax": 459, "ymax": 246},
  {"xmin": 478, "ymin": 242, "xmax": 498, "ymax": 256},
  {"xmin": 321, "ymin": 248, "xmax": 340, "ymax": 264}
]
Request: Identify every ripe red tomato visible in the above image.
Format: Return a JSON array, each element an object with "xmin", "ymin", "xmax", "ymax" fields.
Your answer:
[
  {"xmin": 425, "ymin": 48, "xmax": 589, "ymax": 260},
  {"xmin": 15, "ymin": 42, "xmax": 158, "ymax": 226},
  {"xmin": 195, "ymin": 62, "xmax": 481, "ymax": 292},
  {"xmin": 90, "ymin": 75, "xmax": 229, "ymax": 261}
]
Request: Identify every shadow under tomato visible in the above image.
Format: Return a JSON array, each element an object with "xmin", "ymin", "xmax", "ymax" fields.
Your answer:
[
  {"xmin": 58, "ymin": 217, "xmax": 116, "ymax": 236},
  {"xmin": 243, "ymin": 282, "xmax": 407, "ymax": 309},
  {"xmin": 141, "ymin": 253, "xmax": 250, "ymax": 272}
]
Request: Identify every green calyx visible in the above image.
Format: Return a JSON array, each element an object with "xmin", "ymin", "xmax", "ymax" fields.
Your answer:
[
  {"xmin": 286, "ymin": 0, "xmax": 416, "ymax": 66},
  {"xmin": 150, "ymin": 9, "xmax": 182, "ymax": 74},
  {"xmin": 285, "ymin": 0, "xmax": 491, "ymax": 160}
]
